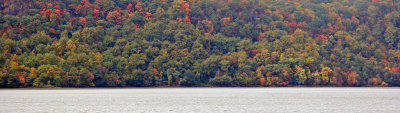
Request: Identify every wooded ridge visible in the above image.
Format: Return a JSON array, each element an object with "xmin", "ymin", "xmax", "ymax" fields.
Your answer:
[{"xmin": 0, "ymin": 0, "xmax": 400, "ymax": 87}]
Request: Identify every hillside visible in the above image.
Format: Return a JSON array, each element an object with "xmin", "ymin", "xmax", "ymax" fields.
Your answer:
[{"xmin": 0, "ymin": 0, "xmax": 400, "ymax": 87}]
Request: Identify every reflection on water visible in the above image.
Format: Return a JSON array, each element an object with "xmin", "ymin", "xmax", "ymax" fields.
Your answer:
[{"xmin": 0, "ymin": 88, "xmax": 399, "ymax": 113}]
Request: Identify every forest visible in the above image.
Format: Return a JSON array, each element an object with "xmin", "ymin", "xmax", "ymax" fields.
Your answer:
[{"xmin": 0, "ymin": 0, "xmax": 399, "ymax": 87}]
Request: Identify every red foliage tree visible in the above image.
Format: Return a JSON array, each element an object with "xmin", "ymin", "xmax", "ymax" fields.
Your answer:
[
  {"xmin": 391, "ymin": 67, "xmax": 400, "ymax": 73},
  {"xmin": 107, "ymin": 10, "xmax": 122, "ymax": 25},
  {"xmin": 135, "ymin": 2, "xmax": 143, "ymax": 14},
  {"xmin": 347, "ymin": 71, "xmax": 359, "ymax": 86},
  {"xmin": 79, "ymin": 17, "xmax": 87, "ymax": 24},
  {"xmin": 152, "ymin": 68, "xmax": 158, "ymax": 76},
  {"xmin": 185, "ymin": 15, "xmax": 191, "ymax": 23},
  {"xmin": 316, "ymin": 35, "xmax": 327, "ymax": 41},
  {"xmin": 372, "ymin": 78, "xmax": 378, "ymax": 86},
  {"xmin": 69, "ymin": 0, "xmax": 94, "ymax": 15},
  {"xmin": 259, "ymin": 78, "xmax": 266, "ymax": 86},
  {"xmin": 93, "ymin": 9, "xmax": 100, "ymax": 18},
  {"xmin": 127, "ymin": 3, "xmax": 133, "ymax": 13},
  {"xmin": 41, "ymin": 9, "xmax": 53, "ymax": 18},
  {"xmin": 251, "ymin": 49, "xmax": 259, "ymax": 57},
  {"xmin": 18, "ymin": 76, "xmax": 25, "ymax": 84},
  {"xmin": 331, "ymin": 76, "xmax": 337, "ymax": 85},
  {"xmin": 69, "ymin": 4, "xmax": 76, "ymax": 9},
  {"xmin": 47, "ymin": 3, "xmax": 53, "ymax": 7},
  {"xmin": 351, "ymin": 16, "xmax": 359, "ymax": 23},
  {"xmin": 39, "ymin": 2, "xmax": 46, "ymax": 11},
  {"xmin": 289, "ymin": 21, "xmax": 297, "ymax": 29},
  {"xmin": 257, "ymin": 32, "xmax": 266, "ymax": 41},
  {"xmin": 181, "ymin": 1, "xmax": 191, "ymax": 19},
  {"xmin": 181, "ymin": 2, "xmax": 191, "ymax": 16},
  {"xmin": 54, "ymin": 9, "xmax": 61, "ymax": 17},
  {"xmin": 75, "ymin": 5, "xmax": 83, "ymax": 15},
  {"xmin": 145, "ymin": 12, "xmax": 152, "ymax": 19}
]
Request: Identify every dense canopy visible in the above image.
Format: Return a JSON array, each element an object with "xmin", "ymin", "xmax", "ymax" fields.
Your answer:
[{"xmin": 1, "ymin": 0, "xmax": 400, "ymax": 87}]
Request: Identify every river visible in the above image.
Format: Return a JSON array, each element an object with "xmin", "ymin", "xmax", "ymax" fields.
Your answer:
[{"xmin": 0, "ymin": 88, "xmax": 399, "ymax": 113}]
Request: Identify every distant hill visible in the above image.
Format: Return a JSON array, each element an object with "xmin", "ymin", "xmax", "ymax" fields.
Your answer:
[{"xmin": 0, "ymin": 0, "xmax": 399, "ymax": 87}]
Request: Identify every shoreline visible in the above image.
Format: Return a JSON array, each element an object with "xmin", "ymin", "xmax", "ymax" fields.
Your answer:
[{"xmin": 1, "ymin": 86, "xmax": 399, "ymax": 89}]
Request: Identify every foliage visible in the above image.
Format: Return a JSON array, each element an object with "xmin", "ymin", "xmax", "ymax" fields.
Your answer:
[{"xmin": 1, "ymin": 0, "xmax": 400, "ymax": 87}]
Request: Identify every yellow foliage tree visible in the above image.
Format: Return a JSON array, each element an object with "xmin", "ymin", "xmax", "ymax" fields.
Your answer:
[{"xmin": 66, "ymin": 39, "xmax": 76, "ymax": 51}]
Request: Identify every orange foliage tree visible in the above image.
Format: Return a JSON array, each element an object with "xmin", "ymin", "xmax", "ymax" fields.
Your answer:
[
  {"xmin": 106, "ymin": 10, "xmax": 122, "ymax": 25},
  {"xmin": 347, "ymin": 71, "xmax": 359, "ymax": 86}
]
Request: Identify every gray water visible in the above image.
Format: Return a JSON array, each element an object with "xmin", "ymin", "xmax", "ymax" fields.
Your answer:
[{"xmin": 0, "ymin": 88, "xmax": 399, "ymax": 113}]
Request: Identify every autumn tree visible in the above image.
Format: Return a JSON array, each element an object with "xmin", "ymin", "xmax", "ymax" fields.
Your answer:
[
  {"xmin": 347, "ymin": 71, "xmax": 359, "ymax": 86},
  {"xmin": 106, "ymin": 9, "xmax": 122, "ymax": 25},
  {"xmin": 295, "ymin": 65, "xmax": 307, "ymax": 85}
]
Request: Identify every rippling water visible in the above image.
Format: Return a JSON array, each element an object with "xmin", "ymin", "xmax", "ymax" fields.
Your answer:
[{"xmin": 0, "ymin": 88, "xmax": 399, "ymax": 113}]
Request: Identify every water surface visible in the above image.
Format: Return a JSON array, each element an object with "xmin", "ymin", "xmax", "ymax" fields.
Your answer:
[{"xmin": 0, "ymin": 88, "xmax": 399, "ymax": 113}]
